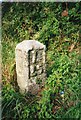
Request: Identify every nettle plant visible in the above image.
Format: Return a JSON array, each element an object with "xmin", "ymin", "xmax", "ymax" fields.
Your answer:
[
  {"xmin": 38, "ymin": 52, "xmax": 80, "ymax": 119},
  {"xmin": 36, "ymin": 12, "xmax": 59, "ymax": 48}
]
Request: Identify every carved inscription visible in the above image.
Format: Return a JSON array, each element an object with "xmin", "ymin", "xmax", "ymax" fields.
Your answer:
[{"xmin": 29, "ymin": 49, "xmax": 45, "ymax": 83}]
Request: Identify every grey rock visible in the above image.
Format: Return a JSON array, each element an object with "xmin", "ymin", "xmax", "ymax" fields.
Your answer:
[{"xmin": 15, "ymin": 40, "xmax": 46, "ymax": 94}]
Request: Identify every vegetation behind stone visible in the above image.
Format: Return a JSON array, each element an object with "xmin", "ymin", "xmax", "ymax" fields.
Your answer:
[{"xmin": 2, "ymin": 2, "xmax": 81, "ymax": 119}]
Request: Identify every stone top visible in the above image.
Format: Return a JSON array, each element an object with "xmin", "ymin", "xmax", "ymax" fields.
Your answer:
[{"xmin": 16, "ymin": 40, "xmax": 46, "ymax": 51}]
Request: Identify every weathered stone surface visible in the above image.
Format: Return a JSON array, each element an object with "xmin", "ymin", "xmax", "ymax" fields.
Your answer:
[{"xmin": 15, "ymin": 40, "xmax": 46, "ymax": 94}]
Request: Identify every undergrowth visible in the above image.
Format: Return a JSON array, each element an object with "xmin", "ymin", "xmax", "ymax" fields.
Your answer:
[{"xmin": 2, "ymin": 2, "xmax": 81, "ymax": 120}]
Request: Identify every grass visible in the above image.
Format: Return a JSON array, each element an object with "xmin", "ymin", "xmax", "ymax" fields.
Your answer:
[{"xmin": 2, "ymin": 2, "xmax": 81, "ymax": 119}]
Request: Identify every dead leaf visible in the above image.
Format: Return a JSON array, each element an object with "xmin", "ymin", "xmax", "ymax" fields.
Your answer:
[
  {"xmin": 62, "ymin": 10, "xmax": 68, "ymax": 17},
  {"xmin": 68, "ymin": 43, "xmax": 76, "ymax": 52},
  {"xmin": 52, "ymin": 106, "xmax": 61, "ymax": 114}
]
